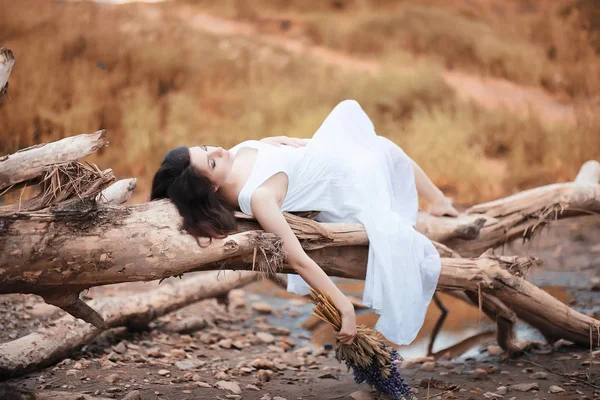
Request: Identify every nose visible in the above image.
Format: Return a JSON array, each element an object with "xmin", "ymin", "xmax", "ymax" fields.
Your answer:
[{"xmin": 208, "ymin": 147, "xmax": 224, "ymax": 157}]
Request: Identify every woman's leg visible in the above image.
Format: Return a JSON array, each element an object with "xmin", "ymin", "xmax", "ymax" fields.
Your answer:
[
  {"xmin": 377, "ymin": 136, "xmax": 459, "ymax": 217},
  {"xmin": 411, "ymin": 161, "xmax": 459, "ymax": 216}
]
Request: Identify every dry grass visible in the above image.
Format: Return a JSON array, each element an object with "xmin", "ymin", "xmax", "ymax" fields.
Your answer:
[{"xmin": 0, "ymin": 0, "xmax": 598, "ymax": 206}]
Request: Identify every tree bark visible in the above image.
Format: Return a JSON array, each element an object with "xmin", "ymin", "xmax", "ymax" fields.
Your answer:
[
  {"xmin": 0, "ymin": 271, "xmax": 258, "ymax": 379},
  {"xmin": 0, "ymin": 130, "xmax": 108, "ymax": 192},
  {"xmin": 96, "ymin": 178, "xmax": 137, "ymax": 205},
  {"xmin": 447, "ymin": 160, "xmax": 600, "ymax": 257},
  {"xmin": 1, "ymin": 195, "xmax": 599, "ymax": 348}
]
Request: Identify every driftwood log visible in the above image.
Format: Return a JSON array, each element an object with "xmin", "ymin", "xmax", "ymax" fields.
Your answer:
[
  {"xmin": 1, "ymin": 131, "xmax": 599, "ymax": 377},
  {"xmin": 0, "ymin": 271, "xmax": 258, "ymax": 379}
]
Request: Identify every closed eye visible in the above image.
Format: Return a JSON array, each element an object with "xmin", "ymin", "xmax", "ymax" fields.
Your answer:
[{"xmin": 210, "ymin": 159, "xmax": 216, "ymax": 169}]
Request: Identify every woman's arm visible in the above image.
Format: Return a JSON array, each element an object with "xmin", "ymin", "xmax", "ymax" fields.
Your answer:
[
  {"xmin": 250, "ymin": 188, "xmax": 357, "ymax": 344},
  {"xmin": 412, "ymin": 161, "xmax": 459, "ymax": 217},
  {"xmin": 260, "ymin": 136, "xmax": 308, "ymax": 148}
]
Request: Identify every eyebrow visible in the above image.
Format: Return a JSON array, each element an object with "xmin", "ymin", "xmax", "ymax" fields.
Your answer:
[{"xmin": 201, "ymin": 146, "xmax": 211, "ymax": 172}]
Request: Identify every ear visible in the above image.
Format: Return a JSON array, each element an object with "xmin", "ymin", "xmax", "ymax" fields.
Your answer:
[{"xmin": 213, "ymin": 185, "xmax": 219, "ymax": 192}]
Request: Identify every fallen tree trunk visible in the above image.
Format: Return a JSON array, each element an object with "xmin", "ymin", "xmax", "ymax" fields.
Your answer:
[
  {"xmin": 1, "ymin": 195, "xmax": 599, "ymax": 347},
  {"xmin": 0, "ymin": 270, "xmax": 258, "ymax": 379},
  {"xmin": 448, "ymin": 160, "xmax": 600, "ymax": 256},
  {"xmin": 0, "ymin": 130, "xmax": 107, "ymax": 193}
]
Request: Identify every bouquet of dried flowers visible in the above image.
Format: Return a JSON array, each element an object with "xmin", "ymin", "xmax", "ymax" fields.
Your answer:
[{"xmin": 310, "ymin": 289, "xmax": 417, "ymax": 400}]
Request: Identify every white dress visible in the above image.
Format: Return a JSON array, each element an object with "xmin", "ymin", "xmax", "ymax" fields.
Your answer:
[{"xmin": 230, "ymin": 100, "xmax": 440, "ymax": 345}]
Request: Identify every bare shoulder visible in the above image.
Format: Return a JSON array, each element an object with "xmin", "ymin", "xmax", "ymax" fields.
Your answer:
[{"xmin": 250, "ymin": 186, "xmax": 278, "ymax": 212}]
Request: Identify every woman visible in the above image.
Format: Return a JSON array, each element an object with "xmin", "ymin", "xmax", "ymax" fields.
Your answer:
[{"xmin": 151, "ymin": 100, "xmax": 458, "ymax": 345}]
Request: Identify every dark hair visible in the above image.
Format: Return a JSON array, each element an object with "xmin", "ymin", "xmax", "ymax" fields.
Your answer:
[{"xmin": 151, "ymin": 146, "xmax": 236, "ymax": 243}]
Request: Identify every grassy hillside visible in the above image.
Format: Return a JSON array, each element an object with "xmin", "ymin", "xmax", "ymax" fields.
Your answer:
[{"xmin": 1, "ymin": 0, "xmax": 598, "ymax": 204}]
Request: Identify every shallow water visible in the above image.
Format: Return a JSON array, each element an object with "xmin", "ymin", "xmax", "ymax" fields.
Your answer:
[{"xmin": 244, "ymin": 270, "xmax": 597, "ymax": 360}]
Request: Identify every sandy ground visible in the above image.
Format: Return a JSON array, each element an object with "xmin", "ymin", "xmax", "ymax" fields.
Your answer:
[{"xmin": 1, "ymin": 215, "xmax": 599, "ymax": 399}]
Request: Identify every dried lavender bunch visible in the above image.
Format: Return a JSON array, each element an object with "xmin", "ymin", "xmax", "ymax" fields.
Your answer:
[{"xmin": 309, "ymin": 289, "xmax": 417, "ymax": 400}]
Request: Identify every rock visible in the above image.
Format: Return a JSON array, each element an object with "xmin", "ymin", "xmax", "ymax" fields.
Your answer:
[
  {"xmin": 250, "ymin": 358, "xmax": 275, "ymax": 369},
  {"xmin": 65, "ymin": 369, "xmax": 78, "ymax": 377},
  {"xmin": 483, "ymin": 392, "xmax": 504, "ymax": 399},
  {"xmin": 175, "ymin": 360, "xmax": 199, "ymax": 371},
  {"xmin": 215, "ymin": 380, "xmax": 242, "ymax": 394},
  {"xmin": 318, "ymin": 372, "xmax": 338, "ymax": 379},
  {"xmin": 163, "ymin": 317, "xmax": 208, "ymax": 334},
  {"xmin": 157, "ymin": 369, "xmax": 170, "ymax": 376},
  {"xmin": 107, "ymin": 352, "xmax": 119, "ymax": 362},
  {"xmin": 196, "ymin": 382, "xmax": 211, "ymax": 388},
  {"xmin": 215, "ymin": 371, "xmax": 229, "ymax": 380},
  {"xmin": 232, "ymin": 340, "xmax": 246, "ymax": 349},
  {"xmin": 549, "ymin": 385, "xmax": 565, "ymax": 394},
  {"xmin": 272, "ymin": 397, "xmax": 287, "ymax": 400},
  {"xmin": 589, "ymin": 276, "xmax": 600, "ymax": 291},
  {"xmin": 512, "ymin": 382, "xmax": 539, "ymax": 392},
  {"xmin": 400, "ymin": 360, "xmax": 416, "ymax": 369},
  {"xmin": 252, "ymin": 303, "xmax": 273, "ymax": 314},
  {"xmin": 487, "ymin": 345, "xmax": 504, "ymax": 356},
  {"xmin": 218, "ymin": 339, "xmax": 233, "ymax": 349},
  {"xmin": 478, "ymin": 365, "xmax": 498, "ymax": 374},
  {"xmin": 530, "ymin": 371, "xmax": 547, "ymax": 379},
  {"xmin": 112, "ymin": 342, "xmax": 127, "ymax": 354},
  {"xmin": 170, "ymin": 349, "xmax": 187, "ymax": 359},
  {"xmin": 257, "ymin": 369, "xmax": 274, "ymax": 382},
  {"xmin": 28, "ymin": 302, "xmax": 60, "ymax": 317},
  {"xmin": 226, "ymin": 395, "xmax": 242, "ymax": 400},
  {"xmin": 246, "ymin": 384, "xmax": 261, "ymax": 391},
  {"xmin": 122, "ymin": 390, "xmax": 142, "ymax": 400},
  {"xmin": 256, "ymin": 332, "xmax": 275, "ymax": 344},
  {"xmin": 105, "ymin": 374, "xmax": 121, "ymax": 383},
  {"xmin": 473, "ymin": 368, "xmax": 488, "ymax": 380},
  {"xmin": 420, "ymin": 361, "xmax": 436, "ymax": 372},
  {"xmin": 350, "ymin": 390, "xmax": 374, "ymax": 400},
  {"xmin": 496, "ymin": 386, "xmax": 507, "ymax": 395}
]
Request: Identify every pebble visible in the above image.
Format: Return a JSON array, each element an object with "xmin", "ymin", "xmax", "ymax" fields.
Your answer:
[
  {"xmin": 215, "ymin": 380, "xmax": 242, "ymax": 394},
  {"xmin": 252, "ymin": 303, "xmax": 274, "ymax": 314},
  {"xmin": 496, "ymin": 386, "xmax": 507, "ymax": 395},
  {"xmin": 272, "ymin": 397, "xmax": 287, "ymax": 400},
  {"xmin": 256, "ymin": 332, "xmax": 275, "ymax": 344},
  {"xmin": 246, "ymin": 384, "xmax": 261, "ymax": 391},
  {"xmin": 487, "ymin": 345, "xmax": 504, "ymax": 356},
  {"xmin": 473, "ymin": 368, "xmax": 488, "ymax": 380},
  {"xmin": 530, "ymin": 371, "xmax": 547, "ymax": 379},
  {"xmin": 257, "ymin": 369, "xmax": 274, "ymax": 382},
  {"xmin": 105, "ymin": 373, "xmax": 121, "ymax": 383},
  {"xmin": 483, "ymin": 392, "xmax": 503, "ymax": 399},
  {"xmin": 112, "ymin": 342, "xmax": 127, "ymax": 354},
  {"xmin": 350, "ymin": 390, "xmax": 374, "ymax": 400},
  {"xmin": 549, "ymin": 385, "xmax": 566, "ymax": 394},
  {"xmin": 157, "ymin": 369, "xmax": 170, "ymax": 376},
  {"xmin": 218, "ymin": 339, "xmax": 233, "ymax": 349},
  {"xmin": 122, "ymin": 391, "xmax": 142, "ymax": 400},
  {"xmin": 170, "ymin": 349, "xmax": 186, "ymax": 358},
  {"xmin": 420, "ymin": 361, "xmax": 436, "ymax": 372},
  {"xmin": 512, "ymin": 382, "xmax": 539, "ymax": 392}
]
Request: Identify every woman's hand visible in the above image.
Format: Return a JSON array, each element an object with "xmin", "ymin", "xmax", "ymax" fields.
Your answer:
[
  {"xmin": 336, "ymin": 307, "xmax": 357, "ymax": 345},
  {"xmin": 428, "ymin": 197, "xmax": 460, "ymax": 217},
  {"xmin": 260, "ymin": 136, "xmax": 307, "ymax": 148}
]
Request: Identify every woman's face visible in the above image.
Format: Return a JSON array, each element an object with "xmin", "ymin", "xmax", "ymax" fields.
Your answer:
[{"xmin": 189, "ymin": 146, "xmax": 233, "ymax": 188}]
